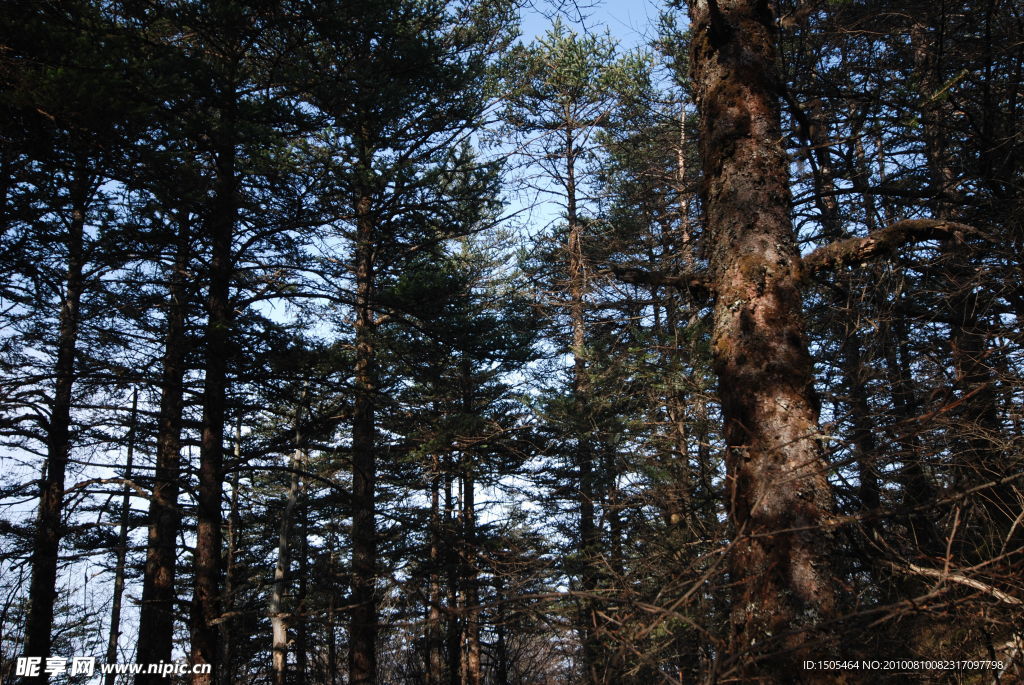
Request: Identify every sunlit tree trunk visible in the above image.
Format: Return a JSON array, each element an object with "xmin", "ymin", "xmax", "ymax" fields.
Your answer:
[{"xmin": 684, "ymin": 0, "xmax": 839, "ymax": 677}]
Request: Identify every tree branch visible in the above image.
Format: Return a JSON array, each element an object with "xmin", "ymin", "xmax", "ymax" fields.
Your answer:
[
  {"xmin": 802, "ymin": 219, "xmax": 985, "ymax": 276},
  {"xmin": 891, "ymin": 562, "xmax": 1023, "ymax": 605},
  {"xmin": 604, "ymin": 265, "xmax": 712, "ymax": 299}
]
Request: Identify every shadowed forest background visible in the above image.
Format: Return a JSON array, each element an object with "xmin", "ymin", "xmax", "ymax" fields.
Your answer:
[{"xmin": 1, "ymin": 0, "xmax": 1022, "ymax": 683}]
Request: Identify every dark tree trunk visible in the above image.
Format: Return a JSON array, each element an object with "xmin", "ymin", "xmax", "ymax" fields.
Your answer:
[
  {"xmin": 426, "ymin": 456, "xmax": 445, "ymax": 685},
  {"xmin": 459, "ymin": 469, "xmax": 481, "ymax": 685},
  {"xmin": 684, "ymin": 0, "xmax": 839, "ymax": 677},
  {"xmin": 136, "ymin": 224, "xmax": 190, "ymax": 685},
  {"xmin": 23, "ymin": 179, "xmax": 90, "ymax": 684},
  {"xmin": 913, "ymin": 15, "xmax": 1013, "ymax": 553},
  {"xmin": 349, "ymin": 190, "xmax": 378, "ymax": 685},
  {"xmin": 191, "ymin": 140, "xmax": 237, "ymax": 684},
  {"xmin": 219, "ymin": 441, "xmax": 241, "ymax": 685},
  {"xmin": 840, "ymin": 332, "xmax": 881, "ymax": 517},
  {"xmin": 879, "ymin": 309, "xmax": 944, "ymax": 557},
  {"xmin": 445, "ymin": 470, "xmax": 461, "ymax": 685}
]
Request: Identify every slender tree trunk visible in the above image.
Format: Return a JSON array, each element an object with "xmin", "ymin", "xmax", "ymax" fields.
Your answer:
[
  {"xmin": 458, "ymin": 362, "xmax": 482, "ymax": 685},
  {"xmin": 879, "ymin": 313, "xmax": 943, "ymax": 557},
  {"xmin": 105, "ymin": 391, "xmax": 138, "ymax": 685},
  {"xmin": 326, "ymin": 591, "xmax": 337, "ymax": 685},
  {"xmin": 295, "ymin": 498, "xmax": 309, "ymax": 685},
  {"xmin": 349, "ymin": 189, "xmax": 378, "ymax": 685},
  {"xmin": 913, "ymin": 16, "xmax": 1013, "ymax": 552},
  {"xmin": 841, "ymin": 332, "xmax": 881, "ymax": 516},
  {"xmin": 136, "ymin": 231, "xmax": 189, "ymax": 684},
  {"xmin": 23, "ymin": 178, "xmax": 90, "ymax": 684},
  {"xmin": 459, "ymin": 467, "xmax": 481, "ymax": 685},
  {"xmin": 445, "ymin": 469, "xmax": 461, "ymax": 685},
  {"xmin": 684, "ymin": 0, "xmax": 839, "ymax": 677},
  {"xmin": 426, "ymin": 455, "xmax": 445, "ymax": 685},
  {"xmin": 191, "ymin": 139, "xmax": 237, "ymax": 684},
  {"xmin": 493, "ymin": 575, "xmax": 509, "ymax": 685},
  {"xmin": 564, "ymin": 120, "xmax": 601, "ymax": 685},
  {"xmin": 271, "ymin": 396, "xmax": 306, "ymax": 685},
  {"xmin": 219, "ymin": 440, "xmax": 241, "ymax": 685}
]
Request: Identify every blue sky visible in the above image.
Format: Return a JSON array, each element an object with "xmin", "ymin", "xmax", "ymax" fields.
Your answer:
[{"xmin": 519, "ymin": 0, "xmax": 667, "ymax": 50}]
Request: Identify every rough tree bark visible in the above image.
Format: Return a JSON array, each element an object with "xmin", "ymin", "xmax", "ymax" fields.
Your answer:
[{"xmin": 683, "ymin": 0, "xmax": 839, "ymax": 677}]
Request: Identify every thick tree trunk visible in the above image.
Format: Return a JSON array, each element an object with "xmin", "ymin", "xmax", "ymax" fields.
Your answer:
[
  {"xmin": 191, "ymin": 140, "xmax": 237, "ymax": 684},
  {"xmin": 136, "ymin": 223, "xmax": 189, "ymax": 685},
  {"xmin": 349, "ymin": 191, "xmax": 378, "ymax": 685},
  {"xmin": 684, "ymin": 0, "xmax": 838, "ymax": 677},
  {"xmin": 23, "ymin": 181, "xmax": 90, "ymax": 684},
  {"xmin": 105, "ymin": 391, "xmax": 138, "ymax": 685}
]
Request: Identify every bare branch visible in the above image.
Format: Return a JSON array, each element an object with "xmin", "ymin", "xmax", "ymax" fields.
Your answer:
[{"xmin": 891, "ymin": 562, "xmax": 1023, "ymax": 606}]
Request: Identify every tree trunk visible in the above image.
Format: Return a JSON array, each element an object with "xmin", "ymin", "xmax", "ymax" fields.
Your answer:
[
  {"xmin": 105, "ymin": 391, "xmax": 138, "ymax": 685},
  {"xmin": 191, "ymin": 139, "xmax": 237, "ymax": 684},
  {"xmin": 271, "ymin": 397, "xmax": 306, "ymax": 685},
  {"xmin": 23, "ymin": 178, "xmax": 90, "ymax": 684},
  {"xmin": 913, "ymin": 16, "xmax": 1013, "ymax": 553},
  {"xmin": 349, "ymin": 190, "xmax": 378, "ymax": 685},
  {"xmin": 136, "ymin": 221, "xmax": 189, "ymax": 685},
  {"xmin": 564, "ymin": 120, "xmax": 601, "ymax": 685},
  {"xmin": 426, "ymin": 455, "xmax": 445, "ymax": 685},
  {"xmin": 219, "ymin": 437, "xmax": 241, "ymax": 685},
  {"xmin": 684, "ymin": 0, "xmax": 838, "ymax": 677},
  {"xmin": 295, "ymin": 497, "xmax": 309, "ymax": 685},
  {"xmin": 445, "ymin": 469, "xmax": 461, "ymax": 685},
  {"xmin": 459, "ymin": 467, "xmax": 481, "ymax": 685}
]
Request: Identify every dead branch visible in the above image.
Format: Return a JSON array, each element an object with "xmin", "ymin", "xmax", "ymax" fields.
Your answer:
[{"xmin": 891, "ymin": 562, "xmax": 1023, "ymax": 605}]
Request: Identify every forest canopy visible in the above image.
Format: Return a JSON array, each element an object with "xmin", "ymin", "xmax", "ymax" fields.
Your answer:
[{"xmin": 0, "ymin": 0, "xmax": 1022, "ymax": 683}]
